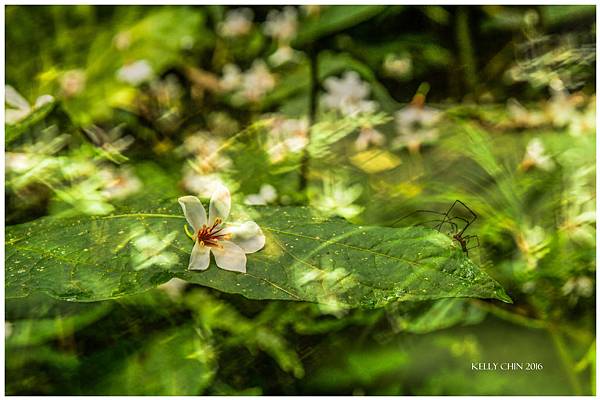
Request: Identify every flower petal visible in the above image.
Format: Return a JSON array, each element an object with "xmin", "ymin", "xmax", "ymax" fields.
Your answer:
[
  {"xmin": 224, "ymin": 221, "xmax": 266, "ymax": 253},
  {"xmin": 178, "ymin": 196, "xmax": 207, "ymax": 232},
  {"xmin": 189, "ymin": 241, "xmax": 210, "ymax": 271},
  {"xmin": 212, "ymin": 241, "xmax": 247, "ymax": 273},
  {"xmin": 209, "ymin": 184, "xmax": 231, "ymax": 224}
]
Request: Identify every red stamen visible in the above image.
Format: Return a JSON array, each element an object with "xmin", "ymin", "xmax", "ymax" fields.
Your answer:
[{"xmin": 196, "ymin": 219, "xmax": 229, "ymax": 248}]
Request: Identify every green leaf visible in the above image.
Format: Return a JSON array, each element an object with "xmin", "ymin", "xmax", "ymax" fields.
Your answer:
[
  {"xmin": 293, "ymin": 5, "xmax": 387, "ymax": 47},
  {"xmin": 6, "ymin": 203, "xmax": 511, "ymax": 306},
  {"xmin": 386, "ymin": 298, "xmax": 486, "ymax": 334},
  {"xmin": 6, "ymin": 299, "xmax": 112, "ymax": 347},
  {"xmin": 85, "ymin": 324, "xmax": 216, "ymax": 395},
  {"xmin": 5, "ymin": 100, "xmax": 56, "ymax": 144}
]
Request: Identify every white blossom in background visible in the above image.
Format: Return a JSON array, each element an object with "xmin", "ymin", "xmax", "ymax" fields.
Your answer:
[
  {"xmin": 310, "ymin": 175, "xmax": 364, "ymax": 219},
  {"xmin": 392, "ymin": 103, "xmax": 442, "ymax": 152},
  {"xmin": 219, "ymin": 64, "xmax": 243, "ymax": 92},
  {"xmin": 181, "ymin": 169, "xmax": 229, "ymax": 199},
  {"xmin": 182, "ymin": 132, "xmax": 221, "ymax": 156},
  {"xmin": 179, "ymin": 185, "xmax": 266, "ymax": 273},
  {"xmin": 245, "ymin": 184, "xmax": 278, "ymax": 205},
  {"xmin": 322, "ymin": 71, "xmax": 377, "ymax": 116},
  {"xmin": 558, "ymin": 166, "xmax": 595, "ymax": 246},
  {"xmin": 181, "ymin": 132, "xmax": 232, "ymax": 174},
  {"xmin": 506, "ymin": 98, "xmax": 547, "ymax": 127},
  {"xmin": 546, "ymin": 89, "xmax": 576, "ymax": 128},
  {"xmin": 383, "ymin": 54, "xmax": 413, "ymax": 79},
  {"xmin": 516, "ymin": 225, "xmax": 550, "ymax": 271},
  {"xmin": 266, "ymin": 116, "xmax": 309, "ymax": 163},
  {"xmin": 5, "ymin": 322, "xmax": 13, "ymax": 338},
  {"xmin": 117, "ymin": 60, "xmax": 154, "ymax": 86},
  {"xmin": 113, "ymin": 31, "xmax": 132, "ymax": 50},
  {"xmin": 562, "ymin": 276, "xmax": 594, "ymax": 304},
  {"xmin": 131, "ymin": 228, "xmax": 179, "ymax": 270},
  {"xmin": 521, "ymin": 138, "xmax": 555, "ymax": 172},
  {"xmin": 99, "ymin": 167, "xmax": 143, "ymax": 200},
  {"xmin": 5, "ymin": 85, "xmax": 54, "ymax": 124},
  {"xmin": 269, "ymin": 45, "xmax": 301, "ymax": 67},
  {"xmin": 264, "ymin": 6, "xmax": 298, "ymax": 45},
  {"xmin": 240, "ymin": 60, "xmax": 276, "ymax": 102},
  {"xmin": 6, "ymin": 152, "xmax": 39, "ymax": 173},
  {"xmin": 301, "ymin": 5, "xmax": 324, "ymax": 17},
  {"xmin": 219, "ymin": 62, "xmax": 276, "ymax": 102},
  {"xmin": 218, "ymin": 8, "xmax": 254, "ymax": 38},
  {"xmin": 60, "ymin": 69, "xmax": 87, "ymax": 98},
  {"xmin": 355, "ymin": 126, "xmax": 385, "ymax": 151},
  {"xmin": 159, "ymin": 277, "xmax": 189, "ymax": 300},
  {"xmin": 566, "ymin": 95, "xmax": 595, "ymax": 137}
]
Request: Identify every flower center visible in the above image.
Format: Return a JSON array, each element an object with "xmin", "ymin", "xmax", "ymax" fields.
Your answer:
[{"xmin": 196, "ymin": 218, "xmax": 230, "ymax": 248}]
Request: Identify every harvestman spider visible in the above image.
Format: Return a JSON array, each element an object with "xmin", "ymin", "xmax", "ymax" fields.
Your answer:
[{"xmin": 393, "ymin": 200, "xmax": 480, "ymax": 256}]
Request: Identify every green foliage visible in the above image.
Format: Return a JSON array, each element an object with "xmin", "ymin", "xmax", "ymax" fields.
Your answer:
[{"xmin": 87, "ymin": 324, "xmax": 215, "ymax": 395}]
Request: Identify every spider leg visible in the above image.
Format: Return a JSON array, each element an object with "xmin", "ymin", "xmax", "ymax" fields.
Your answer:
[
  {"xmin": 416, "ymin": 219, "xmax": 458, "ymax": 233},
  {"xmin": 463, "ymin": 235, "xmax": 480, "ymax": 250},
  {"xmin": 435, "ymin": 203, "xmax": 454, "ymax": 232},
  {"xmin": 391, "ymin": 209, "xmax": 447, "ymax": 227},
  {"xmin": 455, "ymin": 200, "xmax": 478, "ymax": 225},
  {"xmin": 449, "ymin": 200, "xmax": 477, "ymax": 236}
]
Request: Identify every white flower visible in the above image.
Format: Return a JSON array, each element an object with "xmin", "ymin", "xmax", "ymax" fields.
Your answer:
[
  {"xmin": 220, "ymin": 62, "xmax": 276, "ymax": 102},
  {"xmin": 179, "ymin": 185, "xmax": 266, "ymax": 273},
  {"xmin": 60, "ymin": 69, "xmax": 86, "ymax": 97},
  {"xmin": 322, "ymin": 71, "xmax": 377, "ymax": 116},
  {"xmin": 546, "ymin": 89, "xmax": 575, "ymax": 128},
  {"xmin": 393, "ymin": 103, "xmax": 442, "ymax": 152},
  {"xmin": 5, "ymin": 85, "xmax": 54, "ymax": 124},
  {"xmin": 266, "ymin": 116, "xmax": 309, "ymax": 163},
  {"xmin": 310, "ymin": 175, "xmax": 364, "ymax": 219},
  {"xmin": 562, "ymin": 276, "xmax": 594, "ymax": 298},
  {"xmin": 117, "ymin": 60, "xmax": 154, "ymax": 86},
  {"xmin": 521, "ymin": 138, "xmax": 555, "ymax": 172},
  {"xmin": 507, "ymin": 98, "xmax": 546, "ymax": 127},
  {"xmin": 383, "ymin": 54, "xmax": 413, "ymax": 79},
  {"xmin": 181, "ymin": 170, "xmax": 228, "ymax": 198},
  {"xmin": 5, "ymin": 152, "xmax": 38, "ymax": 173},
  {"xmin": 131, "ymin": 229, "xmax": 179, "ymax": 270},
  {"xmin": 264, "ymin": 6, "xmax": 298, "ymax": 45},
  {"xmin": 219, "ymin": 8, "xmax": 254, "ymax": 38},
  {"xmin": 269, "ymin": 45, "xmax": 301, "ymax": 67},
  {"xmin": 355, "ymin": 126, "xmax": 385, "ymax": 151},
  {"xmin": 159, "ymin": 277, "xmax": 188, "ymax": 299},
  {"xmin": 181, "ymin": 132, "xmax": 232, "ymax": 173},
  {"xmin": 395, "ymin": 104, "xmax": 442, "ymax": 133},
  {"xmin": 240, "ymin": 60, "xmax": 276, "ymax": 102},
  {"xmin": 245, "ymin": 184, "xmax": 278, "ymax": 205},
  {"xmin": 99, "ymin": 167, "xmax": 143, "ymax": 200},
  {"xmin": 301, "ymin": 5, "xmax": 324, "ymax": 17},
  {"xmin": 220, "ymin": 64, "xmax": 243, "ymax": 92}
]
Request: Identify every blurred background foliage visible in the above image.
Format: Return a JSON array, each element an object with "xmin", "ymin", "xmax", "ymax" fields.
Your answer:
[{"xmin": 5, "ymin": 4, "xmax": 596, "ymax": 395}]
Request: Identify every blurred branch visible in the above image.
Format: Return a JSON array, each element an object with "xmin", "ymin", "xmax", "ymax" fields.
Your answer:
[
  {"xmin": 299, "ymin": 44, "xmax": 319, "ymax": 192},
  {"xmin": 550, "ymin": 329, "xmax": 583, "ymax": 395},
  {"xmin": 472, "ymin": 300, "xmax": 593, "ymax": 344},
  {"xmin": 456, "ymin": 7, "xmax": 478, "ymax": 96}
]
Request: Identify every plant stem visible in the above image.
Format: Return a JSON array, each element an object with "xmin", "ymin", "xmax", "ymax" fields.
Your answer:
[
  {"xmin": 299, "ymin": 45, "xmax": 319, "ymax": 192},
  {"xmin": 549, "ymin": 328, "xmax": 583, "ymax": 395},
  {"xmin": 456, "ymin": 7, "xmax": 478, "ymax": 96}
]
